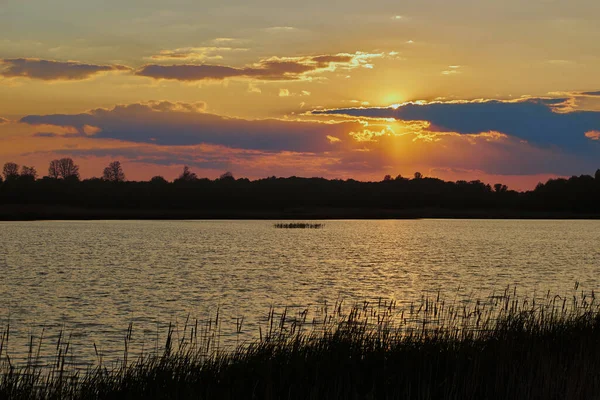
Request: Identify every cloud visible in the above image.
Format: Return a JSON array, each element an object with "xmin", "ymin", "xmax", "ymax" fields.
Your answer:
[
  {"xmin": 20, "ymin": 101, "xmax": 364, "ymax": 153},
  {"xmin": 248, "ymin": 83, "xmax": 262, "ymax": 93},
  {"xmin": 149, "ymin": 46, "xmax": 248, "ymax": 61},
  {"xmin": 135, "ymin": 52, "xmax": 383, "ymax": 82},
  {"xmin": 349, "ymin": 127, "xmax": 394, "ymax": 142},
  {"xmin": 33, "ymin": 132, "xmax": 60, "ymax": 138},
  {"xmin": 45, "ymin": 144, "xmax": 269, "ymax": 171},
  {"xmin": 0, "ymin": 58, "xmax": 130, "ymax": 81},
  {"xmin": 585, "ymin": 130, "xmax": 600, "ymax": 141},
  {"xmin": 546, "ymin": 60, "xmax": 576, "ymax": 66},
  {"xmin": 350, "ymin": 100, "xmax": 370, "ymax": 106},
  {"xmin": 264, "ymin": 26, "xmax": 298, "ymax": 33},
  {"xmin": 581, "ymin": 91, "xmax": 600, "ymax": 97},
  {"xmin": 311, "ymin": 97, "xmax": 600, "ymax": 153},
  {"xmin": 16, "ymin": 99, "xmax": 600, "ymax": 182},
  {"xmin": 135, "ymin": 64, "xmax": 247, "ymax": 81},
  {"xmin": 442, "ymin": 65, "xmax": 461, "ymax": 75},
  {"xmin": 278, "ymin": 88, "xmax": 310, "ymax": 97},
  {"xmin": 0, "ymin": 117, "xmax": 8, "ymax": 124},
  {"xmin": 213, "ymin": 38, "xmax": 237, "ymax": 43},
  {"xmin": 36, "ymin": 143, "xmax": 346, "ymax": 180}
]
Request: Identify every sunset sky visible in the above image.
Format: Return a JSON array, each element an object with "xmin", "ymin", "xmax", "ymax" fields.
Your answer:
[{"xmin": 1, "ymin": 0, "xmax": 600, "ymax": 190}]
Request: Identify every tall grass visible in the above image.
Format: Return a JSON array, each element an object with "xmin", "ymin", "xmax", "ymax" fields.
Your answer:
[
  {"xmin": 2, "ymin": 287, "xmax": 600, "ymax": 399},
  {"xmin": 274, "ymin": 223, "xmax": 324, "ymax": 229}
]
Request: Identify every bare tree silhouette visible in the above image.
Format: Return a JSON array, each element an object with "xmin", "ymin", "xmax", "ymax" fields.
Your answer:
[
  {"xmin": 20, "ymin": 166, "xmax": 37, "ymax": 180},
  {"xmin": 103, "ymin": 161, "xmax": 126, "ymax": 182},
  {"xmin": 176, "ymin": 166, "xmax": 198, "ymax": 182},
  {"xmin": 2, "ymin": 162, "xmax": 19, "ymax": 181},
  {"xmin": 48, "ymin": 158, "xmax": 80, "ymax": 180}
]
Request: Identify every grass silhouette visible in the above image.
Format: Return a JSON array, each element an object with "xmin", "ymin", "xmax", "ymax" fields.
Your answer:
[
  {"xmin": 274, "ymin": 223, "xmax": 324, "ymax": 229},
  {"xmin": 2, "ymin": 287, "xmax": 600, "ymax": 399}
]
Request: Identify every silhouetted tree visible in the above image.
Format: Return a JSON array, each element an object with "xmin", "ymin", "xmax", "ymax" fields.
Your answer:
[
  {"xmin": 49, "ymin": 158, "xmax": 80, "ymax": 180},
  {"xmin": 20, "ymin": 166, "xmax": 37, "ymax": 180},
  {"xmin": 48, "ymin": 160, "xmax": 60, "ymax": 179},
  {"xmin": 150, "ymin": 176, "xmax": 168, "ymax": 184},
  {"xmin": 176, "ymin": 166, "xmax": 197, "ymax": 182},
  {"xmin": 2, "ymin": 162, "xmax": 19, "ymax": 181},
  {"xmin": 494, "ymin": 183, "xmax": 508, "ymax": 193},
  {"xmin": 102, "ymin": 161, "xmax": 125, "ymax": 182},
  {"xmin": 413, "ymin": 172, "xmax": 423, "ymax": 180},
  {"xmin": 383, "ymin": 175, "xmax": 392, "ymax": 182},
  {"xmin": 2, "ymin": 164, "xmax": 600, "ymax": 215},
  {"xmin": 219, "ymin": 171, "xmax": 235, "ymax": 181},
  {"xmin": 595, "ymin": 169, "xmax": 600, "ymax": 181}
]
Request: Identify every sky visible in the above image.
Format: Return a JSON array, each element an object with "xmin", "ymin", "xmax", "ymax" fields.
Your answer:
[{"xmin": 1, "ymin": 0, "xmax": 600, "ymax": 190}]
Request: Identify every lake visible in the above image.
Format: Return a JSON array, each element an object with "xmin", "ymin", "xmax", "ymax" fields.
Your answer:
[{"xmin": 1, "ymin": 219, "xmax": 599, "ymax": 366}]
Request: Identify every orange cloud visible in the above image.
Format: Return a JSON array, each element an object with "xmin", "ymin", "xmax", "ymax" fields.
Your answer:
[
  {"xmin": 585, "ymin": 130, "xmax": 600, "ymax": 140},
  {"xmin": 349, "ymin": 127, "xmax": 394, "ymax": 142}
]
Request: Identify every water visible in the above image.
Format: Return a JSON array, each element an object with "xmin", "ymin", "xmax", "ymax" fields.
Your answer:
[{"xmin": 1, "ymin": 219, "xmax": 599, "ymax": 366}]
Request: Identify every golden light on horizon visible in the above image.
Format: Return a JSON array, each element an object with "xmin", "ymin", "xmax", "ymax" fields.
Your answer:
[{"xmin": 381, "ymin": 93, "xmax": 406, "ymax": 108}]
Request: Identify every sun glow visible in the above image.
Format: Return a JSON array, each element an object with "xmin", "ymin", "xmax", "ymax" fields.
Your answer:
[{"xmin": 381, "ymin": 93, "xmax": 405, "ymax": 107}]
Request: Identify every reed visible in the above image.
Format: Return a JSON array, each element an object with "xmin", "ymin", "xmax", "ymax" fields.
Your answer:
[
  {"xmin": 274, "ymin": 223, "xmax": 324, "ymax": 229},
  {"xmin": 2, "ymin": 287, "xmax": 600, "ymax": 399}
]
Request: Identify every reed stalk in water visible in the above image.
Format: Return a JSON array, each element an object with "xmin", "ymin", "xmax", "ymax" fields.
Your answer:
[{"xmin": 2, "ymin": 287, "xmax": 600, "ymax": 399}]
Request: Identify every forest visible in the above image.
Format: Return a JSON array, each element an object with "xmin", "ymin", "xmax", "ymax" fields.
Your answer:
[{"xmin": 1, "ymin": 158, "xmax": 600, "ymax": 219}]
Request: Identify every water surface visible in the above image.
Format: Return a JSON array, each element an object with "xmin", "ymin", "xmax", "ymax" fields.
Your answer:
[{"xmin": 1, "ymin": 219, "xmax": 599, "ymax": 365}]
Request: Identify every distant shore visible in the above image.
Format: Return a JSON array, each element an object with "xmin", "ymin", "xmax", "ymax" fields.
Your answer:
[{"xmin": 1, "ymin": 205, "xmax": 600, "ymax": 221}]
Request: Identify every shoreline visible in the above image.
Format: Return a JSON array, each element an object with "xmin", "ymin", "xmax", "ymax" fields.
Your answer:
[{"xmin": 1, "ymin": 205, "xmax": 600, "ymax": 221}]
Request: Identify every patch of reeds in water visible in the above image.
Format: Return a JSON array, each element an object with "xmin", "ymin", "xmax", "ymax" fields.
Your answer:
[
  {"xmin": 2, "ymin": 286, "xmax": 600, "ymax": 399},
  {"xmin": 274, "ymin": 222, "xmax": 324, "ymax": 229}
]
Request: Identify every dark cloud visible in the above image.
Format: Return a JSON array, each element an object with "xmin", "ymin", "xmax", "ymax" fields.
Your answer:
[
  {"xmin": 311, "ymin": 55, "xmax": 354, "ymax": 66},
  {"xmin": 136, "ymin": 64, "xmax": 247, "ymax": 81},
  {"xmin": 136, "ymin": 53, "xmax": 378, "ymax": 81},
  {"xmin": 0, "ymin": 53, "xmax": 377, "ymax": 82},
  {"xmin": 581, "ymin": 91, "xmax": 600, "ymax": 97},
  {"xmin": 33, "ymin": 132, "xmax": 60, "ymax": 137},
  {"xmin": 312, "ymin": 98, "xmax": 600, "ymax": 153},
  {"xmin": 135, "ymin": 61, "xmax": 314, "ymax": 81},
  {"xmin": 0, "ymin": 58, "xmax": 131, "ymax": 81},
  {"xmin": 20, "ymin": 101, "xmax": 362, "ymax": 152}
]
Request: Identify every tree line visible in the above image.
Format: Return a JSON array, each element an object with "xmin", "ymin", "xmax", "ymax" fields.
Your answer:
[
  {"xmin": 1, "ymin": 158, "xmax": 125, "ymax": 183},
  {"xmin": 1, "ymin": 158, "xmax": 600, "ymax": 214}
]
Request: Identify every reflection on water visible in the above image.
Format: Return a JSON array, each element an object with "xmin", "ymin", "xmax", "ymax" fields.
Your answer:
[{"xmin": 1, "ymin": 219, "xmax": 599, "ymax": 366}]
